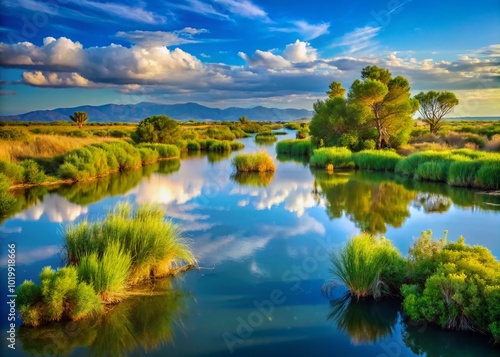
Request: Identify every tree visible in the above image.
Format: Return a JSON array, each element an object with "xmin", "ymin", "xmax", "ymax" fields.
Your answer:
[
  {"xmin": 349, "ymin": 66, "xmax": 418, "ymax": 149},
  {"xmin": 238, "ymin": 116, "xmax": 248, "ymax": 124},
  {"xmin": 414, "ymin": 91, "xmax": 459, "ymax": 134},
  {"xmin": 133, "ymin": 115, "xmax": 181, "ymax": 144},
  {"xmin": 69, "ymin": 112, "xmax": 89, "ymax": 129},
  {"xmin": 326, "ymin": 81, "xmax": 346, "ymax": 98}
]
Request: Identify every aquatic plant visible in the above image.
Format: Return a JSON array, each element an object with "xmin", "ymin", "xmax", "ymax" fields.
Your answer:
[
  {"xmin": 352, "ymin": 150, "xmax": 402, "ymax": 171},
  {"xmin": 310, "ymin": 147, "xmax": 355, "ymax": 169},
  {"xmin": 276, "ymin": 139, "xmax": 312, "ymax": 156},
  {"xmin": 232, "ymin": 152, "xmax": 276, "ymax": 172}
]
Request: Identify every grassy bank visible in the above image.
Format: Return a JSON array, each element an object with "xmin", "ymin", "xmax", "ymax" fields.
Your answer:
[
  {"xmin": 17, "ymin": 202, "xmax": 196, "ymax": 327},
  {"xmin": 328, "ymin": 230, "xmax": 500, "ymax": 343},
  {"xmin": 232, "ymin": 152, "xmax": 276, "ymax": 172},
  {"xmin": 276, "ymin": 139, "xmax": 312, "ymax": 156}
]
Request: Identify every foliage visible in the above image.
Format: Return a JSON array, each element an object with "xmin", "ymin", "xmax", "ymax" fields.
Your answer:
[
  {"xmin": 328, "ymin": 233, "xmax": 406, "ymax": 300},
  {"xmin": 134, "ymin": 115, "xmax": 181, "ymax": 144},
  {"xmin": 276, "ymin": 139, "xmax": 312, "ymax": 156},
  {"xmin": 232, "ymin": 152, "xmax": 276, "ymax": 172},
  {"xmin": 352, "ymin": 150, "xmax": 402, "ymax": 171},
  {"xmin": 69, "ymin": 112, "xmax": 89, "ymax": 129},
  {"xmin": 64, "ymin": 202, "xmax": 196, "ymax": 287},
  {"xmin": 310, "ymin": 147, "xmax": 355, "ymax": 169},
  {"xmin": 415, "ymin": 91, "xmax": 459, "ymax": 134},
  {"xmin": 0, "ymin": 173, "xmax": 15, "ymax": 214},
  {"xmin": 0, "ymin": 127, "xmax": 31, "ymax": 141},
  {"xmin": 0, "ymin": 159, "xmax": 24, "ymax": 183},
  {"xmin": 21, "ymin": 160, "xmax": 46, "ymax": 184},
  {"xmin": 402, "ymin": 233, "xmax": 500, "ymax": 342},
  {"xmin": 348, "ymin": 66, "xmax": 418, "ymax": 149}
]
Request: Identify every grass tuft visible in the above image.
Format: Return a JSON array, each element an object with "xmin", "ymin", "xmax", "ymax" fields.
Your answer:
[{"xmin": 232, "ymin": 152, "xmax": 276, "ymax": 172}]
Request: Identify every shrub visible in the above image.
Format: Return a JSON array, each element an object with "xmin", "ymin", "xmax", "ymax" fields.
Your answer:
[
  {"xmin": 17, "ymin": 280, "xmax": 42, "ymax": 307},
  {"xmin": 328, "ymin": 233, "xmax": 405, "ymax": 300},
  {"xmin": 485, "ymin": 134, "xmax": 500, "ymax": 152},
  {"xmin": 208, "ymin": 140, "xmax": 231, "ymax": 152},
  {"xmin": 0, "ymin": 174, "xmax": 15, "ymax": 214},
  {"xmin": 139, "ymin": 147, "xmax": 160, "ymax": 165},
  {"xmin": 352, "ymin": 150, "xmax": 401, "ymax": 171},
  {"xmin": 0, "ymin": 160, "xmax": 24, "ymax": 183},
  {"xmin": 0, "ymin": 127, "xmax": 31, "ymax": 141},
  {"xmin": 186, "ymin": 140, "xmax": 201, "ymax": 151},
  {"xmin": 139, "ymin": 144, "xmax": 180, "ymax": 158},
  {"xmin": 276, "ymin": 139, "xmax": 312, "ymax": 156},
  {"xmin": 285, "ymin": 122, "xmax": 301, "ymax": 130},
  {"xmin": 230, "ymin": 141, "xmax": 244, "ymax": 150},
  {"xmin": 232, "ymin": 152, "xmax": 276, "ymax": 172},
  {"xmin": 134, "ymin": 115, "xmax": 181, "ymax": 144},
  {"xmin": 205, "ymin": 126, "xmax": 235, "ymax": 140},
  {"xmin": 69, "ymin": 282, "xmax": 102, "ymax": 321},
  {"xmin": 310, "ymin": 147, "xmax": 354, "ymax": 169},
  {"xmin": 21, "ymin": 160, "xmax": 46, "ymax": 184}
]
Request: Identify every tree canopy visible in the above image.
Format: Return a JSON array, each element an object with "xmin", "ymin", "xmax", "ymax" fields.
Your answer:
[
  {"xmin": 310, "ymin": 66, "xmax": 418, "ymax": 150},
  {"xmin": 69, "ymin": 112, "xmax": 89, "ymax": 129},
  {"xmin": 133, "ymin": 115, "xmax": 181, "ymax": 144},
  {"xmin": 414, "ymin": 91, "xmax": 459, "ymax": 134}
]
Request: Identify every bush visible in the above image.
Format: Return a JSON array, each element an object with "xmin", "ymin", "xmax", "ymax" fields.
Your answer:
[
  {"xmin": 21, "ymin": 160, "xmax": 46, "ymax": 184},
  {"xmin": 328, "ymin": 233, "xmax": 405, "ymax": 300},
  {"xmin": 208, "ymin": 140, "xmax": 231, "ymax": 152},
  {"xmin": 402, "ymin": 234, "xmax": 500, "ymax": 342},
  {"xmin": 0, "ymin": 127, "xmax": 31, "ymax": 141},
  {"xmin": 186, "ymin": 140, "xmax": 201, "ymax": 151},
  {"xmin": 232, "ymin": 152, "xmax": 276, "ymax": 172},
  {"xmin": 138, "ymin": 144, "xmax": 180, "ymax": 158},
  {"xmin": 134, "ymin": 115, "xmax": 181, "ymax": 144},
  {"xmin": 139, "ymin": 148, "xmax": 159, "ymax": 165},
  {"xmin": 0, "ymin": 160, "xmax": 24, "ymax": 184},
  {"xmin": 276, "ymin": 139, "xmax": 312, "ymax": 156},
  {"xmin": 230, "ymin": 141, "xmax": 244, "ymax": 150},
  {"xmin": 310, "ymin": 147, "xmax": 354, "ymax": 169},
  {"xmin": 285, "ymin": 122, "xmax": 301, "ymax": 130},
  {"xmin": 0, "ymin": 174, "xmax": 15, "ymax": 214},
  {"xmin": 352, "ymin": 150, "xmax": 401, "ymax": 171},
  {"xmin": 205, "ymin": 126, "xmax": 235, "ymax": 140}
]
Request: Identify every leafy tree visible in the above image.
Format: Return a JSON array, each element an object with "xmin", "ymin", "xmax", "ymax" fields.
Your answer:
[
  {"xmin": 69, "ymin": 112, "xmax": 89, "ymax": 129},
  {"xmin": 414, "ymin": 91, "xmax": 459, "ymax": 134},
  {"xmin": 348, "ymin": 66, "xmax": 419, "ymax": 149},
  {"xmin": 326, "ymin": 81, "xmax": 346, "ymax": 98},
  {"xmin": 238, "ymin": 116, "xmax": 248, "ymax": 124},
  {"xmin": 133, "ymin": 115, "xmax": 181, "ymax": 144}
]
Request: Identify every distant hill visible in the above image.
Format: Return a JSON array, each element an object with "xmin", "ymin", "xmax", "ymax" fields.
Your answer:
[{"xmin": 0, "ymin": 102, "xmax": 313, "ymax": 122}]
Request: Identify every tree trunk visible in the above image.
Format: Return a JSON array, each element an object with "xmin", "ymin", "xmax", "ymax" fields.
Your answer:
[
  {"xmin": 78, "ymin": 122, "xmax": 83, "ymax": 129},
  {"xmin": 429, "ymin": 121, "xmax": 435, "ymax": 135}
]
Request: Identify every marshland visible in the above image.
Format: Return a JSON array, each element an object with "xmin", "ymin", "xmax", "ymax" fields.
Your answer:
[{"xmin": 1, "ymin": 110, "xmax": 500, "ymax": 356}]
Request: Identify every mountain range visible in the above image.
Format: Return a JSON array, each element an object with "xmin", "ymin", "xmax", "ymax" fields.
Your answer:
[{"xmin": 0, "ymin": 102, "xmax": 313, "ymax": 122}]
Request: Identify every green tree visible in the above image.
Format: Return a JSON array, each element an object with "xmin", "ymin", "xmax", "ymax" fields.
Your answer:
[
  {"xmin": 69, "ymin": 112, "xmax": 89, "ymax": 129},
  {"xmin": 238, "ymin": 116, "xmax": 248, "ymax": 124},
  {"xmin": 349, "ymin": 66, "xmax": 419, "ymax": 149},
  {"xmin": 326, "ymin": 81, "xmax": 346, "ymax": 98},
  {"xmin": 414, "ymin": 91, "xmax": 459, "ymax": 134},
  {"xmin": 134, "ymin": 115, "xmax": 181, "ymax": 144}
]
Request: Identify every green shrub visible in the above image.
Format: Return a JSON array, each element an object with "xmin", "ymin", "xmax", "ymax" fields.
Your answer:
[
  {"xmin": 0, "ymin": 127, "xmax": 31, "ymax": 141},
  {"xmin": 40, "ymin": 266, "xmax": 79, "ymax": 321},
  {"xmin": 285, "ymin": 122, "xmax": 301, "ymax": 130},
  {"xmin": 232, "ymin": 152, "xmax": 276, "ymax": 172},
  {"xmin": 0, "ymin": 173, "xmax": 15, "ymax": 214},
  {"xmin": 402, "ymin": 235, "xmax": 500, "ymax": 342},
  {"xmin": 134, "ymin": 115, "xmax": 181, "ymax": 144},
  {"xmin": 205, "ymin": 126, "xmax": 235, "ymax": 140},
  {"xmin": 209, "ymin": 140, "xmax": 231, "ymax": 152},
  {"xmin": 0, "ymin": 160, "xmax": 24, "ymax": 184},
  {"xmin": 276, "ymin": 139, "xmax": 312, "ymax": 156},
  {"xmin": 138, "ymin": 144, "xmax": 180, "ymax": 158},
  {"xmin": 310, "ymin": 147, "xmax": 354, "ymax": 169},
  {"xmin": 186, "ymin": 140, "xmax": 201, "ymax": 151},
  {"xmin": 21, "ymin": 159, "xmax": 46, "ymax": 184},
  {"xmin": 139, "ymin": 147, "xmax": 160, "ymax": 165},
  {"xmin": 328, "ymin": 233, "xmax": 405, "ymax": 300},
  {"xmin": 352, "ymin": 150, "xmax": 401, "ymax": 171},
  {"xmin": 230, "ymin": 141, "xmax": 244, "ymax": 150},
  {"xmin": 17, "ymin": 280, "xmax": 42, "ymax": 307},
  {"xmin": 69, "ymin": 282, "xmax": 103, "ymax": 321}
]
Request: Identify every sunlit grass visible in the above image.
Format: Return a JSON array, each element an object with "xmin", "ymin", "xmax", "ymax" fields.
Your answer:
[
  {"xmin": 310, "ymin": 147, "xmax": 355, "ymax": 169},
  {"xmin": 232, "ymin": 151, "xmax": 276, "ymax": 172}
]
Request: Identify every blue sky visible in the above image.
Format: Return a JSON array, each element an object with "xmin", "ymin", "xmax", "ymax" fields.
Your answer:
[{"xmin": 0, "ymin": 0, "xmax": 498, "ymax": 116}]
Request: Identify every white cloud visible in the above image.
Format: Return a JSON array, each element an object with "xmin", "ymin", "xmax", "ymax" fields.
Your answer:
[
  {"xmin": 22, "ymin": 71, "xmax": 92, "ymax": 87},
  {"xmin": 14, "ymin": 195, "xmax": 88, "ymax": 222},
  {"xmin": 239, "ymin": 50, "xmax": 291, "ymax": 69},
  {"xmin": 214, "ymin": 0, "xmax": 269, "ymax": 20},
  {"xmin": 116, "ymin": 28, "xmax": 208, "ymax": 47},
  {"xmin": 283, "ymin": 40, "xmax": 317, "ymax": 62},
  {"xmin": 271, "ymin": 20, "xmax": 330, "ymax": 40},
  {"xmin": 330, "ymin": 26, "xmax": 381, "ymax": 54}
]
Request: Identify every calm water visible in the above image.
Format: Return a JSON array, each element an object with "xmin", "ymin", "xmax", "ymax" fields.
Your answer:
[{"xmin": 1, "ymin": 131, "xmax": 500, "ymax": 357}]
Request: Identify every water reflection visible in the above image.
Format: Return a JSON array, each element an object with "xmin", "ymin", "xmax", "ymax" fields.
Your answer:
[
  {"xmin": 327, "ymin": 295, "xmax": 399, "ymax": 345},
  {"xmin": 231, "ymin": 172, "xmax": 275, "ymax": 187},
  {"xmin": 18, "ymin": 279, "xmax": 188, "ymax": 357},
  {"xmin": 313, "ymin": 170, "xmax": 416, "ymax": 233},
  {"xmin": 276, "ymin": 153, "xmax": 310, "ymax": 166}
]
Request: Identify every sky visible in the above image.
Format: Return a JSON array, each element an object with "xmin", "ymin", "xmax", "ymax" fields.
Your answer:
[{"xmin": 0, "ymin": 0, "xmax": 499, "ymax": 116}]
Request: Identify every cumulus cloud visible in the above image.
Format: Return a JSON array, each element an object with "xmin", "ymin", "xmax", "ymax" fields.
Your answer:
[
  {"xmin": 239, "ymin": 50, "xmax": 291, "ymax": 69},
  {"xmin": 22, "ymin": 71, "xmax": 92, "ymax": 87},
  {"xmin": 283, "ymin": 40, "xmax": 317, "ymax": 62}
]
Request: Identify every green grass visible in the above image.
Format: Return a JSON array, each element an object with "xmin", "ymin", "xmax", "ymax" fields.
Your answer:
[
  {"xmin": 64, "ymin": 202, "xmax": 196, "ymax": 287},
  {"xmin": 255, "ymin": 134, "xmax": 277, "ymax": 144},
  {"xmin": 352, "ymin": 150, "xmax": 402, "ymax": 171},
  {"xmin": 310, "ymin": 147, "xmax": 355, "ymax": 169},
  {"xmin": 232, "ymin": 151, "xmax": 276, "ymax": 172},
  {"xmin": 328, "ymin": 233, "xmax": 405, "ymax": 300},
  {"xmin": 276, "ymin": 139, "xmax": 312, "ymax": 156}
]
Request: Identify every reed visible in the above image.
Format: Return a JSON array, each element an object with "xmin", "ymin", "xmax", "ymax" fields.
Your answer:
[
  {"xmin": 276, "ymin": 139, "xmax": 312, "ymax": 156},
  {"xmin": 232, "ymin": 151, "xmax": 276, "ymax": 172},
  {"xmin": 310, "ymin": 147, "xmax": 355, "ymax": 169}
]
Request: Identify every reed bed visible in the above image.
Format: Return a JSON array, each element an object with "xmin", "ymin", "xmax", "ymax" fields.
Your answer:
[{"xmin": 232, "ymin": 152, "xmax": 276, "ymax": 172}]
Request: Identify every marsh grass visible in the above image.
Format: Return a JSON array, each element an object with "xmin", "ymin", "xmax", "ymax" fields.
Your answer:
[
  {"xmin": 310, "ymin": 147, "xmax": 355, "ymax": 169},
  {"xmin": 232, "ymin": 152, "xmax": 276, "ymax": 172},
  {"xmin": 352, "ymin": 150, "xmax": 402, "ymax": 171},
  {"xmin": 64, "ymin": 202, "xmax": 196, "ymax": 290},
  {"xmin": 276, "ymin": 139, "xmax": 312, "ymax": 156},
  {"xmin": 328, "ymin": 234, "xmax": 405, "ymax": 300}
]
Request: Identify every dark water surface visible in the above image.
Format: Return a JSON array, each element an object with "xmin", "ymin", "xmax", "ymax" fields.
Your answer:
[{"xmin": 1, "ymin": 131, "xmax": 500, "ymax": 356}]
